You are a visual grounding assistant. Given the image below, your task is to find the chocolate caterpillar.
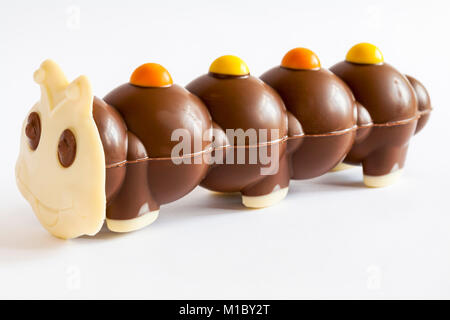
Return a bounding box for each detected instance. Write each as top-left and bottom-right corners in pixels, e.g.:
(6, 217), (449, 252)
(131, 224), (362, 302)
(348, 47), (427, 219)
(16, 43), (431, 239)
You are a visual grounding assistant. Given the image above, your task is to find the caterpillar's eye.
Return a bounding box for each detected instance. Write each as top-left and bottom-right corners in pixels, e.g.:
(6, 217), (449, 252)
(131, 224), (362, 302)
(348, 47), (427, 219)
(25, 112), (41, 150)
(58, 129), (76, 167)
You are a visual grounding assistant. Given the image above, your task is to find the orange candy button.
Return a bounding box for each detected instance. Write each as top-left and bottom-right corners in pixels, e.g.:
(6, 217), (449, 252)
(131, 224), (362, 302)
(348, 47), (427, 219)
(130, 63), (173, 87)
(281, 48), (321, 70)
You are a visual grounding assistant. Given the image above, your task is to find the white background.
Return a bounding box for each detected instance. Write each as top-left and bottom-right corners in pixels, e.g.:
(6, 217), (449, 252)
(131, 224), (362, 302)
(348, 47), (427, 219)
(1, 0), (449, 299)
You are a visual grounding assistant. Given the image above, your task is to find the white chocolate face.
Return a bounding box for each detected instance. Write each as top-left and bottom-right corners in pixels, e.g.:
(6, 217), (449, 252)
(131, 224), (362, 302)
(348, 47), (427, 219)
(15, 60), (106, 239)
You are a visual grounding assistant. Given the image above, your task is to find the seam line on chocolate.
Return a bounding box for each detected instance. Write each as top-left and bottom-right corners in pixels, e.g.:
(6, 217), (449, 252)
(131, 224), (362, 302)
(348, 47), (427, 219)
(105, 147), (214, 168)
(418, 109), (432, 115)
(104, 126), (359, 169)
(298, 126), (358, 138)
(104, 114), (427, 169)
(105, 136), (290, 168)
(370, 115), (421, 127)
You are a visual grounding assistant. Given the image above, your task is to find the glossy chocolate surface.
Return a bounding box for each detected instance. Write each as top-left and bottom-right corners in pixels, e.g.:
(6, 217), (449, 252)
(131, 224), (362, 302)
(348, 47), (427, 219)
(260, 67), (356, 134)
(330, 61), (421, 176)
(147, 155), (210, 205)
(261, 66), (357, 179)
(290, 133), (355, 179)
(106, 131), (157, 220)
(104, 83), (212, 157)
(201, 143), (288, 193)
(93, 97), (127, 202)
(406, 75), (431, 113)
(92, 96), (128, 166)
(354, 101), (373, 143)
(345, 122), (417, 175)
(187, 73), (290, 196)
(93, 89), (212, 220)
(330, 62), (418, 124)
(406, 75), (432, 134)
(186, 73), (288, 144)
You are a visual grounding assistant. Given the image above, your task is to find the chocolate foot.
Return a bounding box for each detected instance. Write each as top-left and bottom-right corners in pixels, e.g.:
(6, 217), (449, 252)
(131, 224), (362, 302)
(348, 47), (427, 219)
(106, 132), (159, 232)
(363, 170), (403, 188)
(330, 162), (357, 172)
(107, 210), (159, 233)
(361, 144), (409, 187)
(241, 152), (290, 208)
(242, 187), (289, 208)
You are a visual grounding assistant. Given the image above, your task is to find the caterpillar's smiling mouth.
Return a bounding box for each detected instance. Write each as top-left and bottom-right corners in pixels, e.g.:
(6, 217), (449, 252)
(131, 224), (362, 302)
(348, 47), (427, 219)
(16, 174), (72, 227)
(35, 199), (60, 227)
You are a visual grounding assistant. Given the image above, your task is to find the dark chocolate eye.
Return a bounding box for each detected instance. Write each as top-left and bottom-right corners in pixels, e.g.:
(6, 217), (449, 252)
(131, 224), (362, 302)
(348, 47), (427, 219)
(25, 112), (41, 150)
(58, 129), (77, 168)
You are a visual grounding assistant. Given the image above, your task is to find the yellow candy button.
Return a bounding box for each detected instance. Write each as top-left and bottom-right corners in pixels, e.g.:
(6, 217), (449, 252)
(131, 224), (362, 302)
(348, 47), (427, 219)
(346, 43), (384, 65)
(209, 55), (250, 76)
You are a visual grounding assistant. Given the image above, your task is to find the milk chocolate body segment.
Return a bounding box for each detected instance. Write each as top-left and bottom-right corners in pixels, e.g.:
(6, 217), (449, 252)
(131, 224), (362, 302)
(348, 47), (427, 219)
(260, 48), (357, 179)
(329, 62), (418, 180)
(330, 43), (431, 187)
(102, 66), (213, 231)
(186, 55), (294, 208)
(330, 63), (418, 123)
(104, 83), (212, 158)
